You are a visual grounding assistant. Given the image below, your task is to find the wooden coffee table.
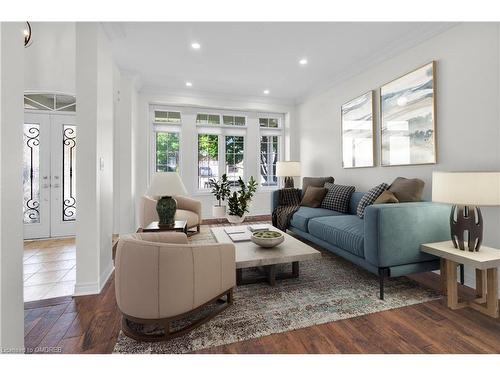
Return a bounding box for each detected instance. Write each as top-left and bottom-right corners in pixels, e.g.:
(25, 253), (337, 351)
(211, 225), (321, 286)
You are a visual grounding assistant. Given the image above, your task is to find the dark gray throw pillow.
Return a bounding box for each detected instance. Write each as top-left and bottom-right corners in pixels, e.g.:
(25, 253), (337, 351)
(357, 183), (389, 218)
(302, 176), (334, 197)
(321, 182), (355, 213)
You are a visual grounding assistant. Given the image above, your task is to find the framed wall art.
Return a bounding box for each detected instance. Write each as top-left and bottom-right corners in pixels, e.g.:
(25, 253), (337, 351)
(380, 61), (436, 166)
(341, 90), (375, 168)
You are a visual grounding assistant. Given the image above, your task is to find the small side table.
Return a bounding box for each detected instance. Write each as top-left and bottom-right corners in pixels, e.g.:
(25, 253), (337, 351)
(139, 220), (188, 234)
(421, 241), (500, 318)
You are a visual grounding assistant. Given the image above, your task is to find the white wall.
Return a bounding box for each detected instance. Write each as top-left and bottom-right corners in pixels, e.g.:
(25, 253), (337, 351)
(297, 23), (500, 288)
(113, 71), (138, 234)
(0, 22), (25, 351)
(75, 23), (114, 296)
(134, 91), (297, 224)
(25, 22), (75, 94)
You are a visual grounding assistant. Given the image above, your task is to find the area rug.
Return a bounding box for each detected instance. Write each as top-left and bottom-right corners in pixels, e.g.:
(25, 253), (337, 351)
(113, 225), (440, 354)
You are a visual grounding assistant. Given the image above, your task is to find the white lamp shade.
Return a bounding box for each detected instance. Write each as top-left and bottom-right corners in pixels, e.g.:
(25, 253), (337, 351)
(276, 161), (301, 177)
(147, 172), (187, 197)
(432, 171), (500, 206)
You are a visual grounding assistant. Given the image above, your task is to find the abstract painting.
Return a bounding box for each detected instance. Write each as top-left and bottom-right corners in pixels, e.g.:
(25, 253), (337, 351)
(380, 62), (436, 166)
(341, 91), (374, 168)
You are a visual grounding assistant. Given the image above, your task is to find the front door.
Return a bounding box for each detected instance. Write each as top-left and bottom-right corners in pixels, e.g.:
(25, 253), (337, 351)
(23, 113), (77, 239)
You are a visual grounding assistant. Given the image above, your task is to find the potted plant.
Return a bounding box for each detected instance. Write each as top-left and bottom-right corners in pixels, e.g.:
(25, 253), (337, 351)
(208, 174), (231, 218)
(226, 176), (258, 224)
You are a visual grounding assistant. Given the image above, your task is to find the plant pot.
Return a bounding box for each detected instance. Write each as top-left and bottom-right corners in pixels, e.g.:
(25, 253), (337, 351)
(226, 214), (246, 224)
(212, 205), (226, 218)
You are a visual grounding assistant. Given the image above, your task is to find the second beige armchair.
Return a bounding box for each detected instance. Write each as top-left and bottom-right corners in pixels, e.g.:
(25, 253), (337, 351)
(139, 195), (202, 233)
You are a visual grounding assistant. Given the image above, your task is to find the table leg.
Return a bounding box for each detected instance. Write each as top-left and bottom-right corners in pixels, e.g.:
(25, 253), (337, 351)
(486, 268), (499, 318)
(440, 258), (447, 295)
(445, 259), (460, 309)
(292, 262), (299, 278)
(475, 269), (487, 301)
(268, 265), (276, 286)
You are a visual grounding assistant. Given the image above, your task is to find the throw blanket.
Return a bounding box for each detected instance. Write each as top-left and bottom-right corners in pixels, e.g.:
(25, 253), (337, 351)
(272, 188), (302, 231)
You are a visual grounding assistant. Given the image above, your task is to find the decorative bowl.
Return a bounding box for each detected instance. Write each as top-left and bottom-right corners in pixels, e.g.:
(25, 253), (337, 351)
(251, 230), (284, 248)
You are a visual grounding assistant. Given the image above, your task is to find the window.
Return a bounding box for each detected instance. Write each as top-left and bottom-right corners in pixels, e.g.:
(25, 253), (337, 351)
(260, 136), (279, 187)
(198, 134), (219, 189)
(225, 136), (245, 186)
(223, 115), (246, 126)
(259, 117), (279, 128)
(154, 110), (181, 123)
(155, 132), (180, 172)
(196, 113), (220, 125)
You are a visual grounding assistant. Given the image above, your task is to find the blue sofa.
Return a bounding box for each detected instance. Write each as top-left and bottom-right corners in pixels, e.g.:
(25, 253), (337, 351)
(272, 190), (452, 299)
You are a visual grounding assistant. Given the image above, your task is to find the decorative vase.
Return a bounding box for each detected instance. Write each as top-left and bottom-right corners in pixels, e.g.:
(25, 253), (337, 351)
(226, 214), (246, 224)
(212, 205), (226, 218)
(156, 196), (177, 228)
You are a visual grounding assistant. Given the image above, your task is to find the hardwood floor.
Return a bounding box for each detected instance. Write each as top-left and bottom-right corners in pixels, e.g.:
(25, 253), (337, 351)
(24, 269), (500, 354)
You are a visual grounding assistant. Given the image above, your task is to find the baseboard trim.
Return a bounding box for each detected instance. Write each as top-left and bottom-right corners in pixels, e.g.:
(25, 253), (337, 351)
(73, 281), (100, 296)
(99, 262), (114, 291)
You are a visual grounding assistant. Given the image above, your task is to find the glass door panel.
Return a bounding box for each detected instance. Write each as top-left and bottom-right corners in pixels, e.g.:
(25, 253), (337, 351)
(23, 114), (51, 239)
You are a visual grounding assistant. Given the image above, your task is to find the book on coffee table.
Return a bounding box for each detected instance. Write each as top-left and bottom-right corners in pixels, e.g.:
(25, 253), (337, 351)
(248, 224), (270, 232)
(224, 227), (251, 242)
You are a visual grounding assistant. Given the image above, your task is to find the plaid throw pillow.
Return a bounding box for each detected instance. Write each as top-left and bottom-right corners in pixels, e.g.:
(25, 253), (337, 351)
(356, 183), (389, 218)
(321, 182), (355, 213)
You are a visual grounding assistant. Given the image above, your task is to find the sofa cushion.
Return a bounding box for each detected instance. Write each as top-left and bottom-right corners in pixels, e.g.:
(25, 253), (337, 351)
(290, 207), (343, 232)
(302, 176), (335, 197)
(300, 186), (328, 208)
(321, 182), (355, 213)
(356, 183), (389, 218)
(308, 215), (365, 257)
(389, 177), (425, 202)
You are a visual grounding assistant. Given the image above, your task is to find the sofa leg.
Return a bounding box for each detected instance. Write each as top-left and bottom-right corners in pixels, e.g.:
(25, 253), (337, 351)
(459, 264), (465, 285)
(379, 268), (389, 300)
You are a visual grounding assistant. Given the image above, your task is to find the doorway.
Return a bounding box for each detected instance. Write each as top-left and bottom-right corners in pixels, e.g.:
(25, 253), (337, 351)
(23, 112), (77, 239)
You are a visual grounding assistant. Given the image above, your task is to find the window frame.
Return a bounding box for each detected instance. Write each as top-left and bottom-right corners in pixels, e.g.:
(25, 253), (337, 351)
(154, 130), (181, 173)
(150, 106), (184, 180)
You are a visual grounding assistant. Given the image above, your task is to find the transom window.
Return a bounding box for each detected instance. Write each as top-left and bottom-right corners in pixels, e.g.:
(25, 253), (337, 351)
(24, 93), (76, 112)
(154, 110), (181, 124)
(259, 117), (280, 128)
(223, 115), (246, 126)
(196, 113), (220, 125)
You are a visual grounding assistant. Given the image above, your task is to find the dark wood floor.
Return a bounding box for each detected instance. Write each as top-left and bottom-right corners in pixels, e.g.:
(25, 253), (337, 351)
(24, 269), (500, 354)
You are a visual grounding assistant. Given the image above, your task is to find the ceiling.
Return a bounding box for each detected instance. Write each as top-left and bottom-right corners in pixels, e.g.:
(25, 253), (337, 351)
(106, 22), (456, 102)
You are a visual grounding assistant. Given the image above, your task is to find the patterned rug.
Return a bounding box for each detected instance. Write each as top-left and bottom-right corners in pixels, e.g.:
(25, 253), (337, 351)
(113, 225), (440, 354)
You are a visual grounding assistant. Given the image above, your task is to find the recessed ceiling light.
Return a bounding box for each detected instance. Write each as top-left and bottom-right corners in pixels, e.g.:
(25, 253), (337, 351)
(191, 42), (201, 50)
(186, 82), (193, 87)
(299, 58), (308, 65)
(263, 89), (270, 95)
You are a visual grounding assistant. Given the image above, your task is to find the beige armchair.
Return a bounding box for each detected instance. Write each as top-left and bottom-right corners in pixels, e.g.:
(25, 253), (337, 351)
(139, 195), (202, 233)
(115, 232), (235, 341)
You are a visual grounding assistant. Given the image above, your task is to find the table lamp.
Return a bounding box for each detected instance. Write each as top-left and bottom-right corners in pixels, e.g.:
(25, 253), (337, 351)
(276, 161), (301, 188)
(432, 171), (500, 252)
(147, 172), (188, 228)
